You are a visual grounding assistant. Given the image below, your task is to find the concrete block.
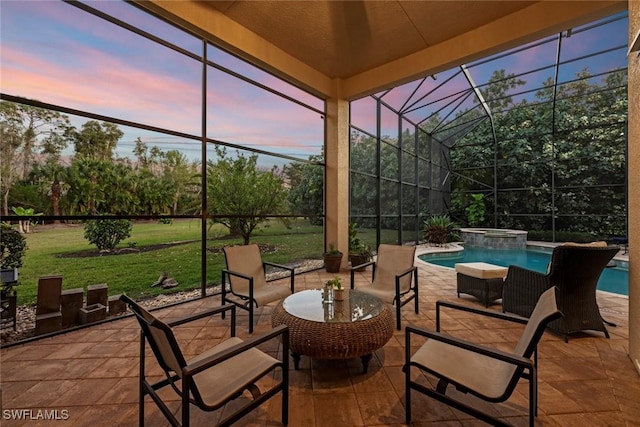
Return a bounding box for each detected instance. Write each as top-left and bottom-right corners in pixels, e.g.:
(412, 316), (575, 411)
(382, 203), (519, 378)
(79, 303), (106, 324)
(86, 283), (108, 307)
(108, 295), (127, 315)
(61, 288), (84, 328)
(35, 311), (62, 335)
(36, 275), (62, 315)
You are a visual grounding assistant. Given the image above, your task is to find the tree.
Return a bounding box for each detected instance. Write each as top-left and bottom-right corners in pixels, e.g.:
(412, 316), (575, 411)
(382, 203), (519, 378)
(72, 120), (123, 161)
(0, 102), (71, 215)
(450, 67), (626, 237)
(207, 147), (287, 244)
(162, 150), (200, 215)
(284, 154), (323, 225)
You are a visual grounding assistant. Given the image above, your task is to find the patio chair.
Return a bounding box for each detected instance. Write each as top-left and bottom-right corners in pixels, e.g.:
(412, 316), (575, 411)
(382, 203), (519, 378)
(120, 295), (289, 427)
(349, 244), (418, 330)
(405, 287), (561, 427)
(502, 244), (619, 340)
(222, 244), (295, 333)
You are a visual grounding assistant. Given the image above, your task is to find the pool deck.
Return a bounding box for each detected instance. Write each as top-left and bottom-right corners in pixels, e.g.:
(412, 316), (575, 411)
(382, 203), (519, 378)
(1, 249), (637, 426)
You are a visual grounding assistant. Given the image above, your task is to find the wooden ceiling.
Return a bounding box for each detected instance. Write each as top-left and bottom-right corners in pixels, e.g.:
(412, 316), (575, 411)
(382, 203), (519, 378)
(202, 1), (537, 79)
(147, 1), (627, 99)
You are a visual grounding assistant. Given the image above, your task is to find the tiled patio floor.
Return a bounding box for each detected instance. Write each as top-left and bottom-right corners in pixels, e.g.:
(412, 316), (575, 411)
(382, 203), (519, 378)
(1, 260), (638, 426)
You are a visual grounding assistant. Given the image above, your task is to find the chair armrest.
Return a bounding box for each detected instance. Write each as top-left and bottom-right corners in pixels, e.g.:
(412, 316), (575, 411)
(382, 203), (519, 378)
(503, 265), (552, 318)
(263, 261), (294, 274)
(184, 325), (289, 377)
(504, 265), (548, 283)
(263, 261), (296, 292)
(350, 261), (376, 289)
(349, 260), (375, 271)
(406, 325), (533, 369)
(435, 300), (528, 332)
(222, 268), (253, 283)
(396, 265), (417, 279)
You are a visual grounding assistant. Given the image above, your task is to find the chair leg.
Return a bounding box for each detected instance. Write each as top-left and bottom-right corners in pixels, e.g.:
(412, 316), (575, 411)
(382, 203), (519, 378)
(249, 305), (254, 334)
(282, 370), (289, 425)
(139, 335), (145, 427)
(529, 366), (536, 427)
(221, 272), (227, 320)
(405, 348), (412, 425)
(182, 376), (190, 427)
(405, 382), (412, 424)
(396, 303), (402, 330)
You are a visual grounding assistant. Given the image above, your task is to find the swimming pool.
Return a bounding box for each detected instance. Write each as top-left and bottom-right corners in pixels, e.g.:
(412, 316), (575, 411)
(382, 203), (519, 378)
(418, 246), (629, 296)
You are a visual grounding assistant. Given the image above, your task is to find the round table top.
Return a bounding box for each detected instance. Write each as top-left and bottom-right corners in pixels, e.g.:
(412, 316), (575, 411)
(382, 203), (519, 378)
(281, 289), (385, 323)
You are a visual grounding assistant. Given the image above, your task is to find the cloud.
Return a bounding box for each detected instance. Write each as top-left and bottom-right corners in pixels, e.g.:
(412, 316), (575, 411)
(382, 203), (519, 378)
(1, 4), (323, 161)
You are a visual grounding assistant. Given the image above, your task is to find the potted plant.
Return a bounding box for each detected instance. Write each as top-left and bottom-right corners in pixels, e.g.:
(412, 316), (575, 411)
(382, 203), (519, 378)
(323, 243), (343, 273)
(1, 223), (27, 329)
(348, 223), (371, 271)
(326, 276), (345, 301)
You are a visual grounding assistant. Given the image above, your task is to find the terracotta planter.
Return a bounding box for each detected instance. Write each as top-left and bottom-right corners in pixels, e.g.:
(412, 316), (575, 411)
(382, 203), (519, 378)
(323, 252), (343, 273)
(334, 289), (345, 301)
(349, 254), (369, 272)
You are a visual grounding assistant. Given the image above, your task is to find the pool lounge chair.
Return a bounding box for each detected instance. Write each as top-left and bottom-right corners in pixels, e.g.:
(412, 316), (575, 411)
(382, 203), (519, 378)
(502, 244), (619, 340)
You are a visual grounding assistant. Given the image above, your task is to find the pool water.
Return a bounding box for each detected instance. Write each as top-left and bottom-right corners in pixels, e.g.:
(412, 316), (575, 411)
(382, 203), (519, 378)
(419, 246), (629, 296)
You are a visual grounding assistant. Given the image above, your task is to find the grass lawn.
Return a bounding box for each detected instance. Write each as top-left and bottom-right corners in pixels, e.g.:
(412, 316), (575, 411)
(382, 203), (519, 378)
(12, 219), (324, 305)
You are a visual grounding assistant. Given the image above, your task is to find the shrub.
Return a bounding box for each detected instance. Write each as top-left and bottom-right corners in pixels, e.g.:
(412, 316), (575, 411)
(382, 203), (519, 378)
(83, 219), (133, 252)
(465, 193), (486, 226)
(1, 223), (27, 269)
(348, 222), (371, 259)
(423, 215), (459, 245)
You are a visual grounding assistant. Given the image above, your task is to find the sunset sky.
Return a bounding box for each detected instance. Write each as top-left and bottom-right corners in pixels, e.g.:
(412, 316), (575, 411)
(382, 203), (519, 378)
(1, 1), (628, 164)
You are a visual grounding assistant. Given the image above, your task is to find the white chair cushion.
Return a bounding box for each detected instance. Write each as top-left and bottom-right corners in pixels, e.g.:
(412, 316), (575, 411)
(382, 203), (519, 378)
(455, 262), (508, 279)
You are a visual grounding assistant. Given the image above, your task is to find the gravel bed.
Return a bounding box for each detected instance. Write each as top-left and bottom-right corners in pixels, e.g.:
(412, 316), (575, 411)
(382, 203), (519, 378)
(1, 260), (323, 346)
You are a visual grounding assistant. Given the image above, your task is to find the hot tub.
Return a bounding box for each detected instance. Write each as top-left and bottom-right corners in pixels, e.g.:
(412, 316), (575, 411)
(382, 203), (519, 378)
(458, 228), (527, 250)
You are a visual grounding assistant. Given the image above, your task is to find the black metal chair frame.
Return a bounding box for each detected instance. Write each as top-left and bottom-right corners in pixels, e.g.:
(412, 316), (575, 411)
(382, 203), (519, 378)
(222, 259), (294, 333)
(120, 295), (289, 427)
(405, 289), (562, 427)
(350, 259), (418, 330)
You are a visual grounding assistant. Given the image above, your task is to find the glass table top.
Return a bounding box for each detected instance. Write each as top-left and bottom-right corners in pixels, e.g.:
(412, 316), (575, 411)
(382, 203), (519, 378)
(282, 289), (385, 323)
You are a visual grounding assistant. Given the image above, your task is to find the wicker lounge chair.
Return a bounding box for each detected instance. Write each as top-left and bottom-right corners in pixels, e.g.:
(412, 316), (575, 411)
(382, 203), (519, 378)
(502, 244), (619, 340)
(222, 244), (294, 333)
(120, 295), (289, 427)
(405, 287), (561, 427)
(349, 244), (418, 330)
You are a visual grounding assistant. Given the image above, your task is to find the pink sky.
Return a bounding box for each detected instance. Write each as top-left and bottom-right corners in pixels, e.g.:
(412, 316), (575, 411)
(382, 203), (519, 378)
(0, 1), (323, 164)
(1, 2), (627, 163)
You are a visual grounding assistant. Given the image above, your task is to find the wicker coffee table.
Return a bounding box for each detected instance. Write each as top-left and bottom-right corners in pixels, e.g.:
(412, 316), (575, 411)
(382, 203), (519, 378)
(271, 289), (394, 373)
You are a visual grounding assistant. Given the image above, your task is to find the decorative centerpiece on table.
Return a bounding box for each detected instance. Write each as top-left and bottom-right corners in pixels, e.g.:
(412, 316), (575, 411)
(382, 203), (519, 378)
(326, 276), (345, 301)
